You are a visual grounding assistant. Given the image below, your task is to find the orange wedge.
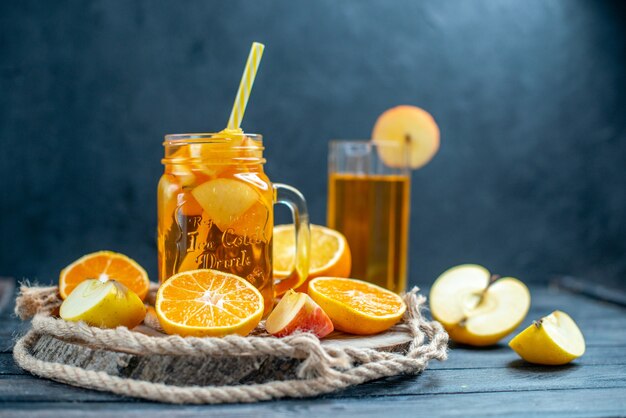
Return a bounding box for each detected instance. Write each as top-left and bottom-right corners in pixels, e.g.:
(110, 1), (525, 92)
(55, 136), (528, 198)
(155, 269), (264, 337)
(167, 146), (196, 186)
(59, 251), (150, 301)
(273, 224), (351, 295)
(308, 277), (406, 335)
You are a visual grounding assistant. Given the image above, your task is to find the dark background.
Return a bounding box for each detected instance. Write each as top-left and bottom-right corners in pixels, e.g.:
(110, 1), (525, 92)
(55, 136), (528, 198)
(1, 0), (625, 289)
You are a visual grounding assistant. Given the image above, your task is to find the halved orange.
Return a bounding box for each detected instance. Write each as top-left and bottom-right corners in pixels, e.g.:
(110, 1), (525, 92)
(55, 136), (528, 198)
(273, 224), (351, 295)
(155, 269), (264, 337)
(308, 277), (406, 335)
(59, 251), (150, 300)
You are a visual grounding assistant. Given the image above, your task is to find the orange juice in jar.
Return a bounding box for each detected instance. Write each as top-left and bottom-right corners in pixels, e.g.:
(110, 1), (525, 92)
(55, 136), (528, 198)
(158, 132), (309, 315)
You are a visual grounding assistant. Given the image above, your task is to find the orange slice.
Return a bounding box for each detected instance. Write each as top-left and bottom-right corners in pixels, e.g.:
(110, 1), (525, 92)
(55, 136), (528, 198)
(273, 224), (351, 295)
(155, 269), (264, 337)
(308, 277), (406, 335)
(168, 146), (196, 186)
(59, 251), (150, 301)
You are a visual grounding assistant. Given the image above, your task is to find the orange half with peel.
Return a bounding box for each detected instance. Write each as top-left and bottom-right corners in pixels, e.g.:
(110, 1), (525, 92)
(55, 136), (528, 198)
(273, 224), (351, 295)
(59, 251), (150, 301)
(308, 277), (406, 335)
(155, 269), (264, 337)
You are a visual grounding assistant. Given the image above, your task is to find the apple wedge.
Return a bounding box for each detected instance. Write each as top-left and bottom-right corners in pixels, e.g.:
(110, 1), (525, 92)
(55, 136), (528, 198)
(60, 279), (146, 329)
(429, 264), (530, 346)
(191, 178), (259, 233)
(509, 311), (585, 365)
(372, 105), (440, 169)
(266, 290), (334, 338)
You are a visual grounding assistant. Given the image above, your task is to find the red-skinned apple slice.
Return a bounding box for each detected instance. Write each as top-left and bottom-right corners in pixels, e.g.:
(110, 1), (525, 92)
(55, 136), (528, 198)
(372, 105), (440, 169)
(266, 290), (334, 338)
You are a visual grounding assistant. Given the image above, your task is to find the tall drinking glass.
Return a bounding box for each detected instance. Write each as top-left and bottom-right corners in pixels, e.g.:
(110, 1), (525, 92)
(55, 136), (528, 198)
(327, 140), (410, 293)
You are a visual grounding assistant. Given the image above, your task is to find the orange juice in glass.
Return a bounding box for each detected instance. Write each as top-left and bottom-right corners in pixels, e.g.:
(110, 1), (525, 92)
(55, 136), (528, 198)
(158, 132), (309, 315)
(327, 140), (410, 293)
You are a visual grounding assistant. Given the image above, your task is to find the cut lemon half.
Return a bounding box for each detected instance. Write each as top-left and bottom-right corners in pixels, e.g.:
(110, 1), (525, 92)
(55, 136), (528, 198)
(59, 251), (150, 301)
(155, 269), (264, 337)
(308, 277), (406, 335)
(273, 224), (351, 295)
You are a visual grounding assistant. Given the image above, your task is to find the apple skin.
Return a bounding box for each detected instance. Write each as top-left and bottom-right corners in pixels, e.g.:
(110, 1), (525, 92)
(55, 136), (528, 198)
(509, 311), (585, 365)
(266, 290), (334, 338)
(442, 319), (525, 347)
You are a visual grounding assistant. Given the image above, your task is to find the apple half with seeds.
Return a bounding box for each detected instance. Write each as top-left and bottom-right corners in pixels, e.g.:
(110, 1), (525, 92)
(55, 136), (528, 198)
(429, 264), (531, 346)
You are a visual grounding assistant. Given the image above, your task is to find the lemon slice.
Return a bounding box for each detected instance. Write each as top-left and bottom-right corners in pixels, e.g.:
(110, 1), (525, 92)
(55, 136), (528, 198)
(60, 279), (146, 329)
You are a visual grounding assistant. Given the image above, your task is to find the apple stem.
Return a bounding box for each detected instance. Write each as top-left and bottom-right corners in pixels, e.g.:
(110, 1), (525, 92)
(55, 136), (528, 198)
(459, 274), (502, 329)
(405, 134), (412, 144)
(487, 274), (500, 288)
(477, 274), (500, 305)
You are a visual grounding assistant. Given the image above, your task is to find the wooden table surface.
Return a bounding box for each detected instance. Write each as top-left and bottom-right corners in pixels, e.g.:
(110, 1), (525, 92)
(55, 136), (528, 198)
(1, 278), (625, 417)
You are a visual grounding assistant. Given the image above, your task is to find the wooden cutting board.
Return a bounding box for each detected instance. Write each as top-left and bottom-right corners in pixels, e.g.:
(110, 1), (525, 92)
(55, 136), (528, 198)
(27, 324), (413, 386)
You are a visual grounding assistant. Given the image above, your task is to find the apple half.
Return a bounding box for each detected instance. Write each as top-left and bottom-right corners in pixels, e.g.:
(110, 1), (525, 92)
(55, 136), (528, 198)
(429, 264), (531, 346)
(265, 290), (334, 338)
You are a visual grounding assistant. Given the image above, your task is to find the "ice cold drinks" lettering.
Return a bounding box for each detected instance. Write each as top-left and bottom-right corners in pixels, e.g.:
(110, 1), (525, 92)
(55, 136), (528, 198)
(221, 228), (266, 248)
(199, 250), (251, 269)
(183, 216), (268, 271)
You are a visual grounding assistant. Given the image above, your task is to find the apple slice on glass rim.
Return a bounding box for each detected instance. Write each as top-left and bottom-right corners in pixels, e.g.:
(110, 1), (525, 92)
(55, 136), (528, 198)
(372, 105), (440, 169)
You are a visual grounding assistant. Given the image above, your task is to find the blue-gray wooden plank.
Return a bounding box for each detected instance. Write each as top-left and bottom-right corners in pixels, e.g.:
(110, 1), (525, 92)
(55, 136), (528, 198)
(0, 280), (625, 417)
(1, 388), (626, 418)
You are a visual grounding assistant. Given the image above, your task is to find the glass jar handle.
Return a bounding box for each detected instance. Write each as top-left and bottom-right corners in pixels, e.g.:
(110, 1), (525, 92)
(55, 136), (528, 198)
(273, 183), (310, 295)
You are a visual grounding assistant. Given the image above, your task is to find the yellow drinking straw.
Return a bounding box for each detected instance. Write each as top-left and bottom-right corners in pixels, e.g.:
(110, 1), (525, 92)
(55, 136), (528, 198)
(227, 42), (265, 130)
